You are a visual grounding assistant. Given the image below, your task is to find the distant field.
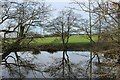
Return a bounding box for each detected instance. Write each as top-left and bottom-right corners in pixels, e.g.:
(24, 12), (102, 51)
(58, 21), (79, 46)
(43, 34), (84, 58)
(31, 35), (97, 45)
(3, 35), (98, 51)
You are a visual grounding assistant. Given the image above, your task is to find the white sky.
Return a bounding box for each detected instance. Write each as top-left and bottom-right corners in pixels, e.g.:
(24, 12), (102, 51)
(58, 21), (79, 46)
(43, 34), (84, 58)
(22, 0), (120, 2)
(1, 0), (119, 19)
(45, 0), (88, 2)
(0, 0), (120, 34)
(23, 0), (87, 2)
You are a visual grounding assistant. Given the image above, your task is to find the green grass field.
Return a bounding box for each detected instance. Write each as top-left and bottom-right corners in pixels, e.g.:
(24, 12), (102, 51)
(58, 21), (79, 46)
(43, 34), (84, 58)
(31, 35), (97, 45)
(3, 35), (98, 51)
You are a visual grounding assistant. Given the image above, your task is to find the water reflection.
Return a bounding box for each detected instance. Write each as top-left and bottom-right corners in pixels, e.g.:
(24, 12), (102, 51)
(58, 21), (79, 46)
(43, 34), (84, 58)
(1, 51), (120, 79)
(44, 51), (87, 78)
(2, 52), (41, 78)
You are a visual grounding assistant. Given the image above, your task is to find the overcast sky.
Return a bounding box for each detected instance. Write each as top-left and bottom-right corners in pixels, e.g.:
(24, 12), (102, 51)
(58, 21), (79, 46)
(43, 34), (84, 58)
(0, 0), (120, 35)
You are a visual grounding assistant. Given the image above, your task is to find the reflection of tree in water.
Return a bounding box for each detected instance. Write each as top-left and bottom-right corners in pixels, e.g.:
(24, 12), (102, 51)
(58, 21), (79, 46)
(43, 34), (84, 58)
(44, 51), (87, 78)
(2, 51), (120, 79)
(93, 53), (120, 80)
(2, 52), (45, 78)
(42, 51), (120, 79)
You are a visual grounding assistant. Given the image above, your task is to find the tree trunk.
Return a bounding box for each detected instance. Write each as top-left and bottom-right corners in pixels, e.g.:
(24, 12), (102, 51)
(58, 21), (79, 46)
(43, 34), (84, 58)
(19, 25), (25, 38)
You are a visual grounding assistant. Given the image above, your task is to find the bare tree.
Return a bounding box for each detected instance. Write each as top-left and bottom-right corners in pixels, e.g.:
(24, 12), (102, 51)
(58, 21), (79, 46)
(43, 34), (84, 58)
(46, 9), (79, 77)
(47, 10), (79, 50)
(72, 0), (120, 53)
(0, 0), (51, 60)
(0, 0), (51, 78)
(72, 0), (120, 79)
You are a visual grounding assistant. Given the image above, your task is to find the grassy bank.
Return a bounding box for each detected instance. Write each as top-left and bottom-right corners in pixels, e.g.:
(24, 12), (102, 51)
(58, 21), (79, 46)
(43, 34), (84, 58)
(3, 35), (97, 51)
(31, 35), (97, 45)
(29, 35), (97, 51)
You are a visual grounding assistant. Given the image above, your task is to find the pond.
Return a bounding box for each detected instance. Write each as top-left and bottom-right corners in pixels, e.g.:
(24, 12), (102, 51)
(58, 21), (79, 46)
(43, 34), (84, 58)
(1, 51), (120, 79)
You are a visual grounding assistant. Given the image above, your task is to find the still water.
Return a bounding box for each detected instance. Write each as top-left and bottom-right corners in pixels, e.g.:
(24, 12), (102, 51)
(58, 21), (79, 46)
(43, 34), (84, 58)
(2, 51), (120, 79)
